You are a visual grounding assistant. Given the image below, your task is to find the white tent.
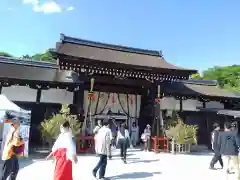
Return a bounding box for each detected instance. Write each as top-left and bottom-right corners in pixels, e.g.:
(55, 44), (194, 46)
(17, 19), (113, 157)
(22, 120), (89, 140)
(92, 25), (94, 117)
(0, 94), (30, 114)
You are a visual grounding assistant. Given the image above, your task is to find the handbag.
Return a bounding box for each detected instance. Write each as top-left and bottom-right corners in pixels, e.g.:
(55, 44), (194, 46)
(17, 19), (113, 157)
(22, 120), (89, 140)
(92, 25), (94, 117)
(141, 133), (146, 141)
(10, 132), (24, 155)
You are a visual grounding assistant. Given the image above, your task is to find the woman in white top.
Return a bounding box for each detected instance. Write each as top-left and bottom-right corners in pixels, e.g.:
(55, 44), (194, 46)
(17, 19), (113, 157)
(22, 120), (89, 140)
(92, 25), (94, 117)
(116, 123), (130, 163)
(131, 122), (139, 147)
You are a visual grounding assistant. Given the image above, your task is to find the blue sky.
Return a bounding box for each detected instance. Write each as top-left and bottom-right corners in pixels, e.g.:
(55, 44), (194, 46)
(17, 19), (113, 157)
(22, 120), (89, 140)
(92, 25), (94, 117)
(0, 0), (240, 72)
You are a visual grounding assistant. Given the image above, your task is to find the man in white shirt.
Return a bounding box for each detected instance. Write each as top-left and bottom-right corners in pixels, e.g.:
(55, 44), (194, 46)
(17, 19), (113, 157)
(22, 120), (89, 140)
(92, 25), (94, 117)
(93, 119), (102, 135)
(93, 119), (111, 180)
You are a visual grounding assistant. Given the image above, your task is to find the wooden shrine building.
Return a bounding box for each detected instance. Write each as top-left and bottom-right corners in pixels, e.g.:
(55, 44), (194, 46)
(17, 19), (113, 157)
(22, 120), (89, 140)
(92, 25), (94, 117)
(0, 34), (240, 150)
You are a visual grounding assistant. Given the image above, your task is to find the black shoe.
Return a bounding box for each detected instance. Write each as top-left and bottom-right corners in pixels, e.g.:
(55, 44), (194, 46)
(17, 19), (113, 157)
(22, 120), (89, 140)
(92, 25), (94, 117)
(227, 169), (235, 174)
(109, 156), (112, 160)
(209, 166), (217, 170)
(92, 170), (97, 178)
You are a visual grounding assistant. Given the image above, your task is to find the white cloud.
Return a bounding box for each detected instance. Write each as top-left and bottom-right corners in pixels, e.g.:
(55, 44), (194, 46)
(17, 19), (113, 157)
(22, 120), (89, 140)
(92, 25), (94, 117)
(7, 8), (14, 11)
(23, 0), (39, 5)
(22, 0), (74, 14)
(66, 6), (74, 11)
(33, 1), (62, 14)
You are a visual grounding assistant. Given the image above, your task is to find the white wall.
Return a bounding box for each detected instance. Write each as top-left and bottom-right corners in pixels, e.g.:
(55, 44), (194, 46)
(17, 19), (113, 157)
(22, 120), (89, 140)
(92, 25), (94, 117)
(41, 88), (73, 104)
(2, 86), (37, 102)
(160, 97), (180, 110)
(182, 99), (203, 111)
(206, 101), (224, 109)
(160, 97), (224, 111)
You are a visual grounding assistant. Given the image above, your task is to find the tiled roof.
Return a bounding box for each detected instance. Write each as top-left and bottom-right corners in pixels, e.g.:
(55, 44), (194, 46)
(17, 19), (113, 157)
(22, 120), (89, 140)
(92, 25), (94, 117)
(55, 34), (197, 74)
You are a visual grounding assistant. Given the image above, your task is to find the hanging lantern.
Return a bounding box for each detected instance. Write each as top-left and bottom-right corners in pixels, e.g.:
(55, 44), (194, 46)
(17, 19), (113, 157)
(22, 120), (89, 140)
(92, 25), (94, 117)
(88, 92), (96, 100)
(90, 77), (95, 92)
(112, 93), (116, 104)
(88, 77), (96, 100)
(155, 85), (161, 104)
(130, 94), (134, 105)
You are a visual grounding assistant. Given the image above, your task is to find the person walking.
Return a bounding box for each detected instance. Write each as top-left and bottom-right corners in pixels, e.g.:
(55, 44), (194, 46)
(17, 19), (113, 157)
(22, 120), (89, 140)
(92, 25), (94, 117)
(93, 119), (111, 180)
(142, 124), (151, 151)
(130, 122), (139, 147)
(116, 123), (130, 164)
(209, 123), (223, 170)
(1, 118), (24, 180)
(46, 121), (78, 180)
(226, 122), (239, 174)
(218, 121), (240, 180)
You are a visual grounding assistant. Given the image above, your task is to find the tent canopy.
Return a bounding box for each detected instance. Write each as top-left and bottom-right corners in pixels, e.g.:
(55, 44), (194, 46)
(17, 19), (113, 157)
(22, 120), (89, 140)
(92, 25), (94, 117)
(0, 94), (30, 114)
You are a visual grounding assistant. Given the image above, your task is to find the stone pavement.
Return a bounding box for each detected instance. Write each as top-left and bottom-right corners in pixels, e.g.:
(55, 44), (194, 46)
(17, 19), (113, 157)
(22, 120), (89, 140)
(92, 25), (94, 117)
(15, 149), (236, 180)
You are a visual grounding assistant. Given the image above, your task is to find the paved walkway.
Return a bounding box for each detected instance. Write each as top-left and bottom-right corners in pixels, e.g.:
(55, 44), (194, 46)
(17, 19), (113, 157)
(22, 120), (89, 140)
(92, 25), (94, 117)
(16, 149), (236, 180)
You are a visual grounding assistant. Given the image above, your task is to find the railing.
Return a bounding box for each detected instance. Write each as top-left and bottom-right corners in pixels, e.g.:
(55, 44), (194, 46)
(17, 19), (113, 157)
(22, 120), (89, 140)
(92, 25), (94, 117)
(152, 136), (169, 153)
(76, 136), (95, 153)
(169, 139), (191, 154)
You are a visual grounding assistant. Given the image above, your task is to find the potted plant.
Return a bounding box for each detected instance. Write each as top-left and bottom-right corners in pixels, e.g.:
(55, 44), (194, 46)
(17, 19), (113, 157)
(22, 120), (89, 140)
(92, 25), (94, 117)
(40, 104), (81, 149)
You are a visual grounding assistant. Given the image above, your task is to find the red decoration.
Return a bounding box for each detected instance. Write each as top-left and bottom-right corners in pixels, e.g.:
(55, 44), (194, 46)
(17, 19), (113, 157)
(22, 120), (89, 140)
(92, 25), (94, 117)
(88, 92), (96, 100)
(155, 98), (161, 103)
(112, 93), (116, 104)
(130, 95), (134, 105)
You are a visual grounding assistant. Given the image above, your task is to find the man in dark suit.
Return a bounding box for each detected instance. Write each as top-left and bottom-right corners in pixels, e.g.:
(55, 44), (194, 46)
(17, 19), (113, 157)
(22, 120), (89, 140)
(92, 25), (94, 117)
(209, 123), (223, 170)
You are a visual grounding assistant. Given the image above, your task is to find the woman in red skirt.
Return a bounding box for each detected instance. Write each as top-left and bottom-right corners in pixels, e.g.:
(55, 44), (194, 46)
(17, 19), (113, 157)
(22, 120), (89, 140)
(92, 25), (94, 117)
(46, 121), (78, 180)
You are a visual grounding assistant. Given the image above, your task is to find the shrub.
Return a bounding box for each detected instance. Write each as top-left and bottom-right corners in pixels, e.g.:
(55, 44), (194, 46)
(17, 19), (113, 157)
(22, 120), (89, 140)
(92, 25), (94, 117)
(40, 104), (81, 141)
(166, 116), (198, 145)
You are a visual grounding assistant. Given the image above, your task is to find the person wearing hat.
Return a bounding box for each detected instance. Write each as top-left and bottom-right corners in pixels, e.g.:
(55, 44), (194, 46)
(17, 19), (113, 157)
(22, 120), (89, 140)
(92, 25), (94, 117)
(209, 122), (223, 170)
(1, 118), (24, 180)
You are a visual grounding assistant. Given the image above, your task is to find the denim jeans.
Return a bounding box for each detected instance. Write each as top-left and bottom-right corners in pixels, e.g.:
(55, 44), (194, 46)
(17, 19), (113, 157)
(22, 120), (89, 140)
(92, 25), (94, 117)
(119, 139), (127, 160)
(93, 154), (108, 179)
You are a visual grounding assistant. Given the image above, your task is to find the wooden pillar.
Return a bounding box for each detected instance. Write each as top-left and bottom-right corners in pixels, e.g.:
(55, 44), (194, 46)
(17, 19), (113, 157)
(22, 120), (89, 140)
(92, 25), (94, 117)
(203, 101), (206, 108)
(73, 88), (84, 111)
(179, 97), (183, 112)
(36, 89), (41, 104)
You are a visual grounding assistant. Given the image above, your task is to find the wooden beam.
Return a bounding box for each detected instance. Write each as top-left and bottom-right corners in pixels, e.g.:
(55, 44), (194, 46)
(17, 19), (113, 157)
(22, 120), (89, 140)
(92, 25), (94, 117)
(83, 83), (143, 94)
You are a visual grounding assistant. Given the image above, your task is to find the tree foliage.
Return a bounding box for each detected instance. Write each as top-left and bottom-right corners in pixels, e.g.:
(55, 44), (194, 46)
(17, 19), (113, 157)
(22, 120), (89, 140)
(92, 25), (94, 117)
(166, 115), (198, 145)
(0, 52), (13, 57)
(40, 104), (81, 140)
(0, 49), (55, 62)
(191, 65), (240, 92)
(31, 49), (55, 62)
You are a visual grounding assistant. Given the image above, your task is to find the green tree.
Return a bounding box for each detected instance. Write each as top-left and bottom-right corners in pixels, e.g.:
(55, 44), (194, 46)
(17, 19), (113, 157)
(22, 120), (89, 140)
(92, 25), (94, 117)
(191, 65), (240, 92)
(40, 104), (81, 148)
(0, 52), (13, 57)
(191, 73), (202, 80)
(22, 54), (31, 59)
(32, 49), (55, 62)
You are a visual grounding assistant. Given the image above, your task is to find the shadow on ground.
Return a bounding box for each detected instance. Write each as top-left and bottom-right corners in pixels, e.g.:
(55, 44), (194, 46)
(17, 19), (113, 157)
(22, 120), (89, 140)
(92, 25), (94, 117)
(112, 153), (135, 157)
(113, 157), (140, 161)
(187, 152), (213, 156)
(127, 159), (159, 164)
(0, 158), (35, 178)
(109, 172), (161, 179)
